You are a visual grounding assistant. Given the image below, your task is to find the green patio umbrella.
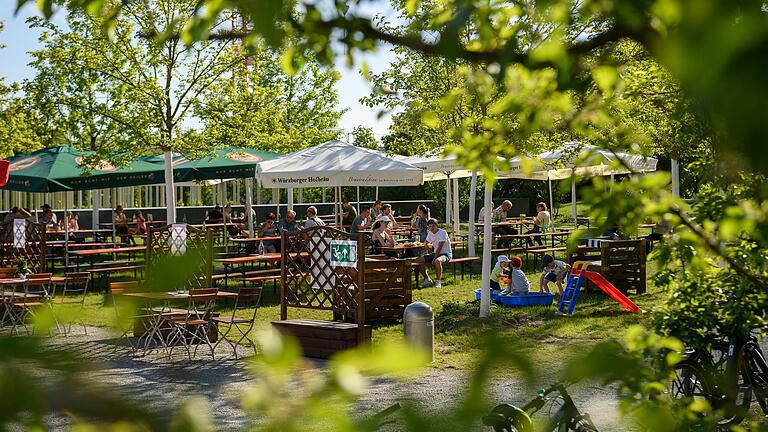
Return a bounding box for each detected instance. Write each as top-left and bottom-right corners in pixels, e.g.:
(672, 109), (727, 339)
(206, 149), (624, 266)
(140, 146), (282, 238)
(3, 145), (164, 192)
(169, 146), (282, 182)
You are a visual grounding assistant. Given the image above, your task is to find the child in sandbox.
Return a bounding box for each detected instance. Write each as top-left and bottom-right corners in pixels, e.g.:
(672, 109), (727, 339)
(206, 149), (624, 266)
(540, 254), (570, 296)
(490, 255), (511, 292)
(503, 256), (530, 295)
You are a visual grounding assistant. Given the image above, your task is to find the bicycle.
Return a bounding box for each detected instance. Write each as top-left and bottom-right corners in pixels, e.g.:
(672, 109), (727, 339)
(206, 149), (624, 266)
(482, 382), (599, 432)
(669, 325), (768, 425)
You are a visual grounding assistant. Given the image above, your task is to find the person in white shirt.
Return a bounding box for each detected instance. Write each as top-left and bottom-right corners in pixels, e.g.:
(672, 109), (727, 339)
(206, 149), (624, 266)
(526, 202), (551, 246)
(416, 218), (452, 288)
(540, 254), (570, 295)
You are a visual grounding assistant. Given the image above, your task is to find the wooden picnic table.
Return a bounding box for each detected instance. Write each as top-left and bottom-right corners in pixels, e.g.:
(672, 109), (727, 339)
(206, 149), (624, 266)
(47, 242), (112, 248)
(68, 246), (145, 257)
(229, 236), (281, 243)
(378, 243), (424, 258)
(119, 290), (238, 301)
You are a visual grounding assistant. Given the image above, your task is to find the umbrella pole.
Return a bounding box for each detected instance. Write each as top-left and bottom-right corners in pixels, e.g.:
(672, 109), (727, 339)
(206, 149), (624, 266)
(287, 187), (294, 212)
(221, 178), (228, 253)
(480, 179), (493, 319)
(111, 188), (117, 248)
(272, 188), (279, 218)
(163, 149), (177, 224)
(245, 178), (255, 237)
(91, 190), (100, 230)
(571, 177), (577, 227)
(468, 170), (477, 256)
(375, 186), (379, 201)
(356, 186), (360, 214)
(548, 177), (555, 232)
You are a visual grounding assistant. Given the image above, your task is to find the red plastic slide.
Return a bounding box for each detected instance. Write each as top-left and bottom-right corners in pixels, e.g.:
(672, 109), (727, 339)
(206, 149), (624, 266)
(582, 270), (640, 313)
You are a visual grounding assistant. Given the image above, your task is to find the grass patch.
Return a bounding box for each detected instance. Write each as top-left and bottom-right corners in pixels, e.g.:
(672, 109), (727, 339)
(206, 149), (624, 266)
(68, 264), (667, 377)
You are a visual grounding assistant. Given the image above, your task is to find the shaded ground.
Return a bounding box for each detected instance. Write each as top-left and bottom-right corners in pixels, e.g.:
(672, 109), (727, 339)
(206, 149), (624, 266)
(36, 327), (627, 431)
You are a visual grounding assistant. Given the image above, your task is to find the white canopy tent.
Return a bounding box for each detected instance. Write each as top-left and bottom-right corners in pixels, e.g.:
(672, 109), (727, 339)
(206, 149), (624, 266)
(395, 149), (468, 234)
(257, 140), (423, 224)
(477, 143), (658, 318)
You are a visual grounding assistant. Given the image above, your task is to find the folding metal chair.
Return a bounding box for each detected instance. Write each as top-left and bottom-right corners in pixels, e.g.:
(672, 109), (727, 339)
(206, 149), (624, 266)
(56, 272), (90, 336)
(8, 273), (53, 335)
(212, 286), (261, 359)
(166, 288), (218, 360)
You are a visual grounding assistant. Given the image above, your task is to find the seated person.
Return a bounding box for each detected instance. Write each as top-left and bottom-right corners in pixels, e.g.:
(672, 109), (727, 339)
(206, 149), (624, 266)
(260, 212), (279, 253)
(526, 202), (551, 246)
(370, 200), (383, 220)
(206, 205), (225, 223)
(371, 220), (395, 254)
(304, 206), (326, 229)
(490, 255), (511, 291)
(339, 199), (357, 230)
(380, 204), (398, 228)
(540, 254), (570, 296)
(492, 200), (516, 247)
(504, 256), (530, 295)
(277, 210), (299, 234)
(415, 218), (452, 288)
(349, 207), (371, 236)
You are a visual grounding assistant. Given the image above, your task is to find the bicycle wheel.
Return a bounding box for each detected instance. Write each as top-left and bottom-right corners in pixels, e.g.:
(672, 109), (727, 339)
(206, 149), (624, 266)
(669, 359), (710, 400)
(707, 342), (753, 424)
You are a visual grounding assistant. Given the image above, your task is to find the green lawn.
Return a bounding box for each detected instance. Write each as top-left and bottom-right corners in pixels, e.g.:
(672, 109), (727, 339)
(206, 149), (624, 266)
(64, 263), (666, 376)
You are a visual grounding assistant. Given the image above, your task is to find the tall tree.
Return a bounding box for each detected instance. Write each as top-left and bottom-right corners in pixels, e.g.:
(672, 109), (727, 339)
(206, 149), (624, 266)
(24, 0), (246, 221)
(350, 125), (377, 150)
(194, 50), (343, 153)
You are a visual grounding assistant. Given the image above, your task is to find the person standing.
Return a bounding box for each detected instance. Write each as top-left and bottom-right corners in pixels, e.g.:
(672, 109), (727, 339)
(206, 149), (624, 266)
(416, 218), (452, 288)
(411, 204), (430, 242)
(114, 205), (131, 244)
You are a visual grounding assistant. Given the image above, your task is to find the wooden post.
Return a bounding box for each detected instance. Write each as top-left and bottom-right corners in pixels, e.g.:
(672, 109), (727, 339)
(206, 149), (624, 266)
(280, 231), (288, 320)
(356, 231), (366, 344)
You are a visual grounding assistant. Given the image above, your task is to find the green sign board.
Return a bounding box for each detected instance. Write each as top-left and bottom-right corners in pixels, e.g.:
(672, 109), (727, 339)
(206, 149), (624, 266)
(330, 240), (358, 268)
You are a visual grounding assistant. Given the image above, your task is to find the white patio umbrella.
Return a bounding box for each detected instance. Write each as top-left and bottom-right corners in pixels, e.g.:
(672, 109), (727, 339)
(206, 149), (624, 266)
(257, 140), (423, 225)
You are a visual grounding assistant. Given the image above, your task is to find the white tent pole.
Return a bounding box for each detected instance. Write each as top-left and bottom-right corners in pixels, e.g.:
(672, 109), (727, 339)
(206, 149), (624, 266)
(297, 188), (303, 204)
(245, 178), (255, 237)
(610, 174), (615, 193)
(272, 188), (279, 217)
(163, 149), (177, 223)
(287, 187), (294, 212)
(671, 158), (680, 198)
(548, 177), (555, 232)
(452, 177), (460, 234)
(571, 177), (577, 227)
(375, 187), (379, 201)
(91, 190), (100, 230)
(356, 186), (360, 213)
(480, 179), (493, 319)
(255, 179), (261, 205)
(322, 188), (326, 204)
(445, 174), (451, 226)
(468, 170), (478, 256)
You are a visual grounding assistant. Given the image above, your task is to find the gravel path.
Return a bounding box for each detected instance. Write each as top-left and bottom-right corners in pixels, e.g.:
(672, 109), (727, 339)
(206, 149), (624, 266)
(36, 327), (626, 431)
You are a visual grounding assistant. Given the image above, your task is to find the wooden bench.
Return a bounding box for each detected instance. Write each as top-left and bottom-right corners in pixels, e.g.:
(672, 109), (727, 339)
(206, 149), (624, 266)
(527, 246), (567, 270)
(271, 319), (371, 358)
(449, 256), (480, 280)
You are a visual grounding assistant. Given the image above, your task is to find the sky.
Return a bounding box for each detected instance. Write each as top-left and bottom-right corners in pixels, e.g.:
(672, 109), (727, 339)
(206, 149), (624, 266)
(0, 2), (396, 140)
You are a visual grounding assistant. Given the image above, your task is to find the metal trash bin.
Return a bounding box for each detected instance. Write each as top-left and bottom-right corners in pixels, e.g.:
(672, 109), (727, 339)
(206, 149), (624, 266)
(404, 302), (434, 362)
